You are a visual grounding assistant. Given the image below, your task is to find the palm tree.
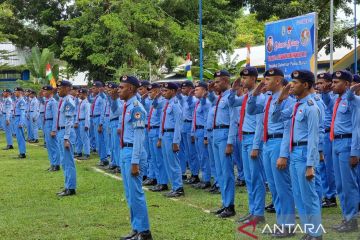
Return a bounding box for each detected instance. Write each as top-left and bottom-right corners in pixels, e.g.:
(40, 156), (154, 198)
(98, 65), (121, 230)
(25, 47), (59, 84)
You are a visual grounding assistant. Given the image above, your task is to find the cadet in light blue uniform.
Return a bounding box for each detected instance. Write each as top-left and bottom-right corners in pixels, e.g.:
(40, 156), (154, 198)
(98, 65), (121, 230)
(229, 67), (266, 223)
(70, 86), (82, 158)
(208, 70), (237, 218)
(178, 81), (200, 184)
(138, 80), (153, 184)
(24, 90), (32, 141)
(56, 80), (77, 197)
(2, 89), (14, 150)
(107, 83), (122, 172)
(75, 88), (91, 160)
(322, 70), (360, 233)
(90, 81), (108, 166)
(117, 75), (152, 240)
(38, 91), (46, 146)
(191, 82), (212, 189)
(28, 90), (40, 143)
(272, 70), (322, 239)
(147, 83), (169, 192)
(13, 87), (27, 158)
(100, 88), (111, 161)
(247, 68), (295, 237)
(316, 73), (338, 208)
(42, 85), (60, 171)
(158, 82), (185, 198)
(205, 100), (220, 194)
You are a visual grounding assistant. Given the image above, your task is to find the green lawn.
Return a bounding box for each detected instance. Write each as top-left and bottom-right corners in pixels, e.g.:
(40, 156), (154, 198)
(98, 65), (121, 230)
(0, 132), (358, 240)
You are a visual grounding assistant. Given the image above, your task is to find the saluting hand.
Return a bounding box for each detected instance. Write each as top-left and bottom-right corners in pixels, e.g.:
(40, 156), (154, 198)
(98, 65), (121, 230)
(252, 81), (265, 97)
(350, 156), (359, 168)
(74, 123), (78, 129)
(225, 144), (233, 155)
(278, 84), (291, 103)
(131, 164), (140, 176)
(276, 157), (287, 170)
(350, 83), (360, 93)
(232, 79), (241, 91)
(172, 143), (179, 153)
(305, 167), (315, 181)
(204, 138), (208, 145)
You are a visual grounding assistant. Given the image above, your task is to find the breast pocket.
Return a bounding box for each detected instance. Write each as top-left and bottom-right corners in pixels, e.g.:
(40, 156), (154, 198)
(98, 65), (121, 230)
(338, 104), (349, 114)
(295, 112), (305, 121)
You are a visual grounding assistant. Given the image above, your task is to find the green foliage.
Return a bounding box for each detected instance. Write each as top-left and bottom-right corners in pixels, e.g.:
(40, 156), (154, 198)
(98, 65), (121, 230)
(25, 46), (59, 84)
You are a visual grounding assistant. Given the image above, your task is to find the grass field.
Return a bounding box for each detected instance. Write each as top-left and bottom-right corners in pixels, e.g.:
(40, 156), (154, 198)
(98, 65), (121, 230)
(0, 132), (359, 240)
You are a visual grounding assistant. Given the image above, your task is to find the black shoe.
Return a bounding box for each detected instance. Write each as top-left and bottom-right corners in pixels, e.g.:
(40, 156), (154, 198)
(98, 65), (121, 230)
(182, 174), (188, 180)
(53, 165), (60, 171)
(130, 230), (153, 240)
(211, 207), (226, 215)
(57, 189), (76, 197)
(98, 160), (109, 167)
(207, 184), (218, 192)
(237, 213), (252, 223)
(149, 184), (168, 192)
(304, 235), (322, 240)
(184, 175), (200, 184)
(91, 149), (97, 153)
(120, 230), (138, 240)
(74, 153), (82, 158)
(2, 145), (14, 150)
(217, 205), (236, 218)
(322, 197), (337, 208)
(143, 178), (157, 186)
(265, 203), (276, 213)
(235, 179), (246, 187)
(47, 165), (54, 171)
(77, 155), (90, 160)
(334, 218), (358, 232)
(18, 154), (26, 159)
(243, 215), (265, 224)
(192, 181), (211, 189)
(164, 188), (184, 198)
(108, 165), (117, 170)
(209, 186), (221, 194)
(33, 139), (39, 143)
(114, 167), (121, 174)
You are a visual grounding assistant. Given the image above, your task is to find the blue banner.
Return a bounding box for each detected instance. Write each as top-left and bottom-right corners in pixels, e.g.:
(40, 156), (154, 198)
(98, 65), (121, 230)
(265, 12), (317, 80)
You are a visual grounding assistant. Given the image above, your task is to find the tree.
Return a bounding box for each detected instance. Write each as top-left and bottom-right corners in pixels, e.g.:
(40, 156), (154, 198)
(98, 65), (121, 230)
(25, 46), (59, 84)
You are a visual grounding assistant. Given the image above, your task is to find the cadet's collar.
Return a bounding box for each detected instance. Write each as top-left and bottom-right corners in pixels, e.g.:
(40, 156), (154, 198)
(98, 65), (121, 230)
(272, 91), (280, 99)
(298, 94), (312, 104)
(223, 89), (231, 96)
(126, 95), (137, 106)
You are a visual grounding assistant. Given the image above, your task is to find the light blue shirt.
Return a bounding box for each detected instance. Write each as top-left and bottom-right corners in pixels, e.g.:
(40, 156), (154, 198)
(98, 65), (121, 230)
(159, 96), (183, 144)
(44, 97), (58, 132)
(29, 97), (40, 120)
(191, 97), (211, 134)
(119, 95), (147, 164)
(76, 98), (90, 128)
(58, 95), (76, 140)
(14, 97), (26, 126)
(90, 93), (105, 116)
(3, 97), (13, 121)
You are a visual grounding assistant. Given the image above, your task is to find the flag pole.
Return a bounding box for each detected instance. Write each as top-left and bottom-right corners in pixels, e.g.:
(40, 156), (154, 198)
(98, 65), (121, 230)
(354, 0), (357, 74)
(330, 0), (334, 73)
(199, 0), (203, 82)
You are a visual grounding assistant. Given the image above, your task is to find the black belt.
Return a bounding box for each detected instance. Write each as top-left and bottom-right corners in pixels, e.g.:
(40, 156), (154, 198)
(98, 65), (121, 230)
(78, 118), (85, 121)
(2, 112), (5, 114)
(40, 112), (44, 114)
(122, 142), (133, 148)
(163, 128), (174, 133)
(45, 118), (53, 121)
(207, 129), (213, 132)
(57, 126), (73, 130)
(334, 134), (352, 139)
(184, 119), (192, 123)
(267, 133), (283, 139)
(105, 114), (109, 117)
(148, 126), (160, 129)
(30, 111), (34, 112)
(292, 141), (307, 147)
(110, 117), (119, 122)
(214, 125), (229, 129)
(91, 114), (100, 117)
(195, 125), (204, 129)
(14, 115), (20, 117)
(242, 131), (255, 135)
(325, 128), (330, 133)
